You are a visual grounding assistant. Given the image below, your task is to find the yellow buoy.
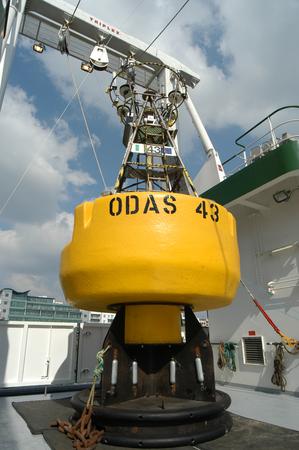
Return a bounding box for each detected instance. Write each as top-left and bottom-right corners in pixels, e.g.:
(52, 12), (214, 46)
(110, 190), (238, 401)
(60, 191), (240, 336)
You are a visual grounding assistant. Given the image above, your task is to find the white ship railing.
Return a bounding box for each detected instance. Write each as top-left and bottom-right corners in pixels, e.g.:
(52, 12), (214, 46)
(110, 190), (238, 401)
(223, 106), (299, 176)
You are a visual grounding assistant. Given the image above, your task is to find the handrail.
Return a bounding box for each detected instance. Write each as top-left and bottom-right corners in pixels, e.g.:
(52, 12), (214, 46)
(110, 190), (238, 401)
(235, 105), (299, 148)
(222, 106), (299, 166)
(242, 119), (299, 151)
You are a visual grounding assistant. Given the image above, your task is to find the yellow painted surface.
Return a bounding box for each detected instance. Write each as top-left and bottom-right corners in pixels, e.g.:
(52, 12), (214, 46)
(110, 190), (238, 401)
(60, 192), (240, 312)
(125, 305), (182, 344)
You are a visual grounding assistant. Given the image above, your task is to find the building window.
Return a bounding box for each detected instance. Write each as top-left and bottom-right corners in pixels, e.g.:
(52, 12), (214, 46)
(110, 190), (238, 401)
(55, 312), (68, 318)
(10, 308), (25, 314)
(11, 301), (25, 307)
(26, 310), (39, 316)
(69, 313), (81, 318)
(40, 306), (54, 311)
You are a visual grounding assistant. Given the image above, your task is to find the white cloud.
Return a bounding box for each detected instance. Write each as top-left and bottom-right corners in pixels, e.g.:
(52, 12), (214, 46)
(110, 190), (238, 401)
(62, 0), (299, 129)
(0, 85), (95, 223)
(0, 86), (95, 297)
(204, 0), (299, 128)
(0, 213), (73, 298)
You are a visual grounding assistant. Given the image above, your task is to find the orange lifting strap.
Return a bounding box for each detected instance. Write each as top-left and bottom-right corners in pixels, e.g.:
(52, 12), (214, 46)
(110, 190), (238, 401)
(240, 280), (299, 349)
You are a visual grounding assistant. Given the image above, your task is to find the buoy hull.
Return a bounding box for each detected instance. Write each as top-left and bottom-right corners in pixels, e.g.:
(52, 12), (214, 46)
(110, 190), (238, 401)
(60, 192), (240, 312)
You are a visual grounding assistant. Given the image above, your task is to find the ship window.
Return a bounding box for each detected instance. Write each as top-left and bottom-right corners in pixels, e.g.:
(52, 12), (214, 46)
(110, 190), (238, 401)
(242, 336), (265, 365)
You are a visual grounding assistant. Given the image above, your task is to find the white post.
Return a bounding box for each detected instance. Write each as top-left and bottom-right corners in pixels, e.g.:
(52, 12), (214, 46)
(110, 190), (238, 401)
(184, 94), (216, 157)
(268, 117), (278, 149)
(0, 0), (26, 110)
(185, 94), (226, 193)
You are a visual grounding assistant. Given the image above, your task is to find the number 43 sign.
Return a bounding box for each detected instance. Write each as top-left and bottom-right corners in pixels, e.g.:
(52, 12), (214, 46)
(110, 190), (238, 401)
(196, 200), (219, 222)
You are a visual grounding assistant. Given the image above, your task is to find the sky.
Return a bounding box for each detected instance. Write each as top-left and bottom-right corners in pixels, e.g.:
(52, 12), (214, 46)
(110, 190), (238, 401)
(0, 0), (298, 300)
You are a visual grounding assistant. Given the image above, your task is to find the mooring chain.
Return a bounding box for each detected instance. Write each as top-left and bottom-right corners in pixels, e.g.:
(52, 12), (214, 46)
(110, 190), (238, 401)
(51, 345), (111, 449)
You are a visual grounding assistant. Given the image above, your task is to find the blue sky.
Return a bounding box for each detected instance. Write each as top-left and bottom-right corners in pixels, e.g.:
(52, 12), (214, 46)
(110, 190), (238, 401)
(0, 0), (298, 299)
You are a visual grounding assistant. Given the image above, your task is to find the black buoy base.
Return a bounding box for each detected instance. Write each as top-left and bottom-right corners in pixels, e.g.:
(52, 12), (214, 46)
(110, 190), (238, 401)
(71, 307), (232, 447)
(71, 389), (232, 448)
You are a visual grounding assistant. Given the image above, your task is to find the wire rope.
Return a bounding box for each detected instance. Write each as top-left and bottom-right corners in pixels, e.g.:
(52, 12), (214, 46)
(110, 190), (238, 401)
(138, 0), (191, 57)
(67, 56), (107, 190)
(105, 0), (146, 48)
(69, 0), (82, 24)
(0, 74), (89, 217)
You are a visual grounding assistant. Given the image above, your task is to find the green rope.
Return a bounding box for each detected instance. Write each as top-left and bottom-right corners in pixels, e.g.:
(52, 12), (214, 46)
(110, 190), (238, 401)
(217, 342), (236, 372)
(93, 345), (111, 380)
(224, 342), (236, 372)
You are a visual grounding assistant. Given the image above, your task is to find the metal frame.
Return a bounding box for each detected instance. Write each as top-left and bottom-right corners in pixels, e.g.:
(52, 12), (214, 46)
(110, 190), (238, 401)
(0, 0), (223, 187)
(22, 0), (200, 88)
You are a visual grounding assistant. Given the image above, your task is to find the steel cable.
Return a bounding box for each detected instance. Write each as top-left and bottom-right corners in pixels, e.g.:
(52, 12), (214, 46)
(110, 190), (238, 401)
(67, 56), (108, 190)
(69, 0), (82, 24)
(0, 74), (89, 217)
(137, 0), (191, 58)
(105, 0), (146, 48)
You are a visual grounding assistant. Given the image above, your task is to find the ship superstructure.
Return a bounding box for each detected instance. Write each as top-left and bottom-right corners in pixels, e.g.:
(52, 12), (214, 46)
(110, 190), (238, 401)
(197, 107), (299, 396)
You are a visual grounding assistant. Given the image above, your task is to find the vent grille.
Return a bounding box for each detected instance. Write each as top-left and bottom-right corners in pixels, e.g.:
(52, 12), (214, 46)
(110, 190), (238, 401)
(242, 336), (265, 365)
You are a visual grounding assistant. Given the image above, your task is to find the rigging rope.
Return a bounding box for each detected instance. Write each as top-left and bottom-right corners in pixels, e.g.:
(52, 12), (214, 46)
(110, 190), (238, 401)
(0, 74), (89, 217)
(69, 0), (82, 24)
(137, 0), (191, 57)
(105, 0), (146, 48)
(271, 343), (287, 391)
(67, 56), (108, 190)
(52, 344), (111, 449)
(217, 342), (237, 371)
(240, 279), (299, 350)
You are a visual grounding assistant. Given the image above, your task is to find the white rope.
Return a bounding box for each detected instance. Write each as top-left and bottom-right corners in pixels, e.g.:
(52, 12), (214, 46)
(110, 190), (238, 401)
(67, 56), (107, 190)
(0, 74), (89, 217)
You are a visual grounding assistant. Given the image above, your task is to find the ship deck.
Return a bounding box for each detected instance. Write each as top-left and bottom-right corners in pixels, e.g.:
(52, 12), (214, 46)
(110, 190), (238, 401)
(218, 383), (299, 431)
(1, 384), (298, 450)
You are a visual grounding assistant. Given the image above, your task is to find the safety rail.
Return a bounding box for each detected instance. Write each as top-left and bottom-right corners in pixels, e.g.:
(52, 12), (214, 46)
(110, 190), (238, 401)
(223, 106), (299, 175)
